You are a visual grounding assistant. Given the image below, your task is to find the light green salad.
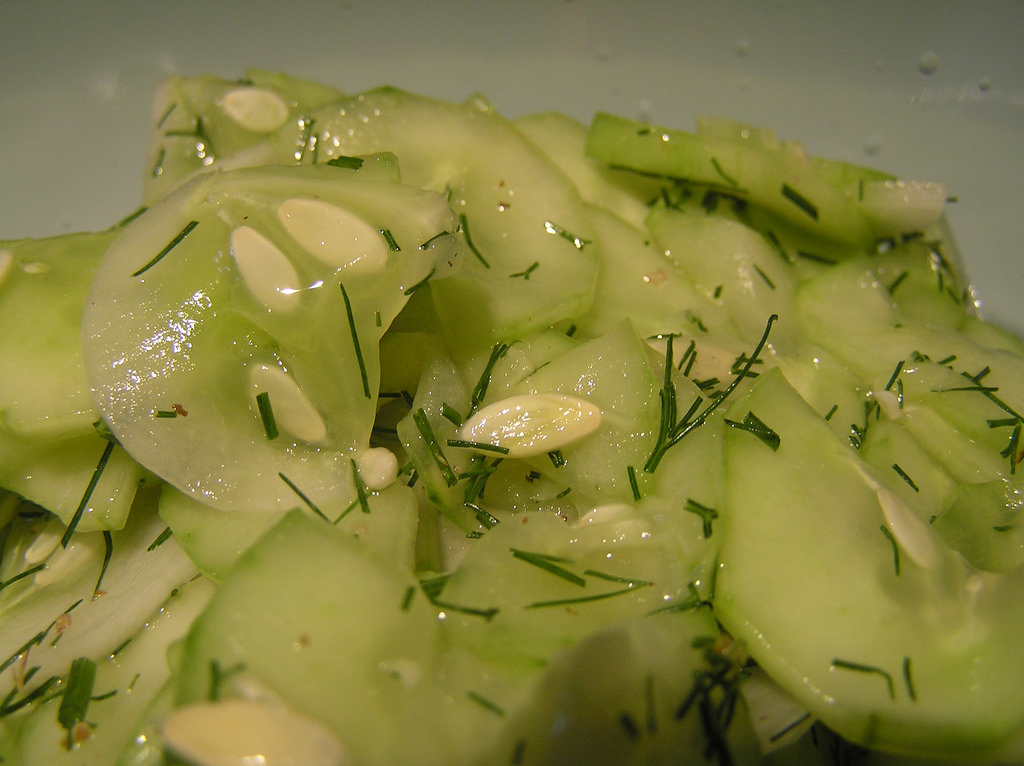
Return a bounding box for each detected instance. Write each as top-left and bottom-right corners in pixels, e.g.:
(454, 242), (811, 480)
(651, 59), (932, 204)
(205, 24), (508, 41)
(1, 69), (1023, 765)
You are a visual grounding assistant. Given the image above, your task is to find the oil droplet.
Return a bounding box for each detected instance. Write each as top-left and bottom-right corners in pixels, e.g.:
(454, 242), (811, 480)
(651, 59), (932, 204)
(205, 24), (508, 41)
(917, 51), (940, 75)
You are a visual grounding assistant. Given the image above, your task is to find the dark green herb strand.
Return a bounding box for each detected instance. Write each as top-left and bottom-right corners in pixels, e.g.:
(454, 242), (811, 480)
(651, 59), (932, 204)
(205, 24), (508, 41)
(339, 282), (371, 399)
(0, 563), (46, 594)
(413, 408), (458, 487)
(351, 459), (372, 514)
(879, 525), (901, 576)
(146, 526), (173, 552)
(278, 472), (329, 521)
(131, 220), (199, 277)
(511, 548), (585, 587)
(458, 213), (490, 267)
(62, 440), (116, 547)
(326, 154), (364, 170)
(831, 658), (895, 699)
(58, 657), (97, 748)
(781, 183), (818, 220)
(525, 584), (646, 609)
(93, 531), (114, 597)
(256, 391), (279, 440)
(646, 314), (778, 471)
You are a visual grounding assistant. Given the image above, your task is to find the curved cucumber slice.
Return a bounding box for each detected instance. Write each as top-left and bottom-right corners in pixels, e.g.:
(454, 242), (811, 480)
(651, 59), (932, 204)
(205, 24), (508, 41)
(713, 368), (1024, 757)
(144, 69), (346, 203)
(309, 87), (599, 345)
(82, 163), (458, 513)
(0, 230), (117, 438)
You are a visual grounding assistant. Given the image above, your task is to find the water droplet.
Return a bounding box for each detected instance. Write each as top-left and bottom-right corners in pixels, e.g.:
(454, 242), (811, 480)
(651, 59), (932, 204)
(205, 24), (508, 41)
(917, 51), (940, 75)
(978, 77), (993, 92)
(735, 37), (751, 57)
(863, 134), (883, 156)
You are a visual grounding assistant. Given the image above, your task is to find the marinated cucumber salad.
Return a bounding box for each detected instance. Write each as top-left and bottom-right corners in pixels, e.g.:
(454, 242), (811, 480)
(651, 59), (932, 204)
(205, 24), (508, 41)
(1, 68), (1023, 766)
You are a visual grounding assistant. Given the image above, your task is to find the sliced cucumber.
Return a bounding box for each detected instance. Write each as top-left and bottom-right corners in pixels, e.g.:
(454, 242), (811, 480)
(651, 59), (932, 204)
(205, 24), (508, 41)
(174, 510), (450, 766)
(308, 88), (599, 346)
(713, 368), (1024, 757)
(586, 112), (946, 248)
(0, 576), (213, 766)
(0, 230), (116, 439)
(0, 491), (198, 710)
(144, 68), (346, 202)
(82, 163), (458, 515)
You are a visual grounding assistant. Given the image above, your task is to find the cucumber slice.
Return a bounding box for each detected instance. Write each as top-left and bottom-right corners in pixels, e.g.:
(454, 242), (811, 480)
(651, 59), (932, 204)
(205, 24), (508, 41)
(713, 368), (1024, 757)
(0, 491), (198, 711)
(514, 110), (663, 229)
(571, 203), (732, 341)
(0, 230), (116, 438)
(0, 576), (213, 766)
(82, 163), (458, 515)
(145, 69), (346, 202)
(586, 112), (945, 248)
(0, 430), (144, 532)
(174, 509), (450, 766)
(307, 87), (599, 345)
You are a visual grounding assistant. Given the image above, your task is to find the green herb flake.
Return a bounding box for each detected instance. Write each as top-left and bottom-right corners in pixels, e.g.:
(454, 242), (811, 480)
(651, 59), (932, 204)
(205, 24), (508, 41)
(831, 657), (895, 699)
(412, 408), (458, 487)
(525, 584), (647, 610)
(404, 267), (435, 295)
(709, 157), (739, 188)
(891, 463), (920, 492)
(0, 563), (46, 594)
(93, 531), (114, 598)
(683, 498), (719, 538)
(146, 526), (173, 552)
(902, 656), (917, 702)
(627, 465), (642, 501)
(256, 391), (279, 440)
(62, 440), (116, 547)
(339, 282), (371, 399)
(351, 459), (372, 514)
(208, 659), (246, 701)
(458, 213), (490, 268)
(511, 548), (585, 587)
(58, 657), (97, 748)
(446, 438), (510, 455)
(510, 261), (540, 279)
(380, 228), (402, 251)
(279, 472), (330, 522)
(781, 183), (819, 221)
(326, 154), (364, 170)
(131, 219), (199, 277)
(544, 220), (592, 250)
(725, 410), (781, 451)
(468, 690), (506, 717)
(879, 525), (901, 576)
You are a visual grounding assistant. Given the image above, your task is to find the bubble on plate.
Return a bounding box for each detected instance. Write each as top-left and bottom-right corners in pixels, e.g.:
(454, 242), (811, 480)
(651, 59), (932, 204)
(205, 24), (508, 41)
(917, 51), (940, 75)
